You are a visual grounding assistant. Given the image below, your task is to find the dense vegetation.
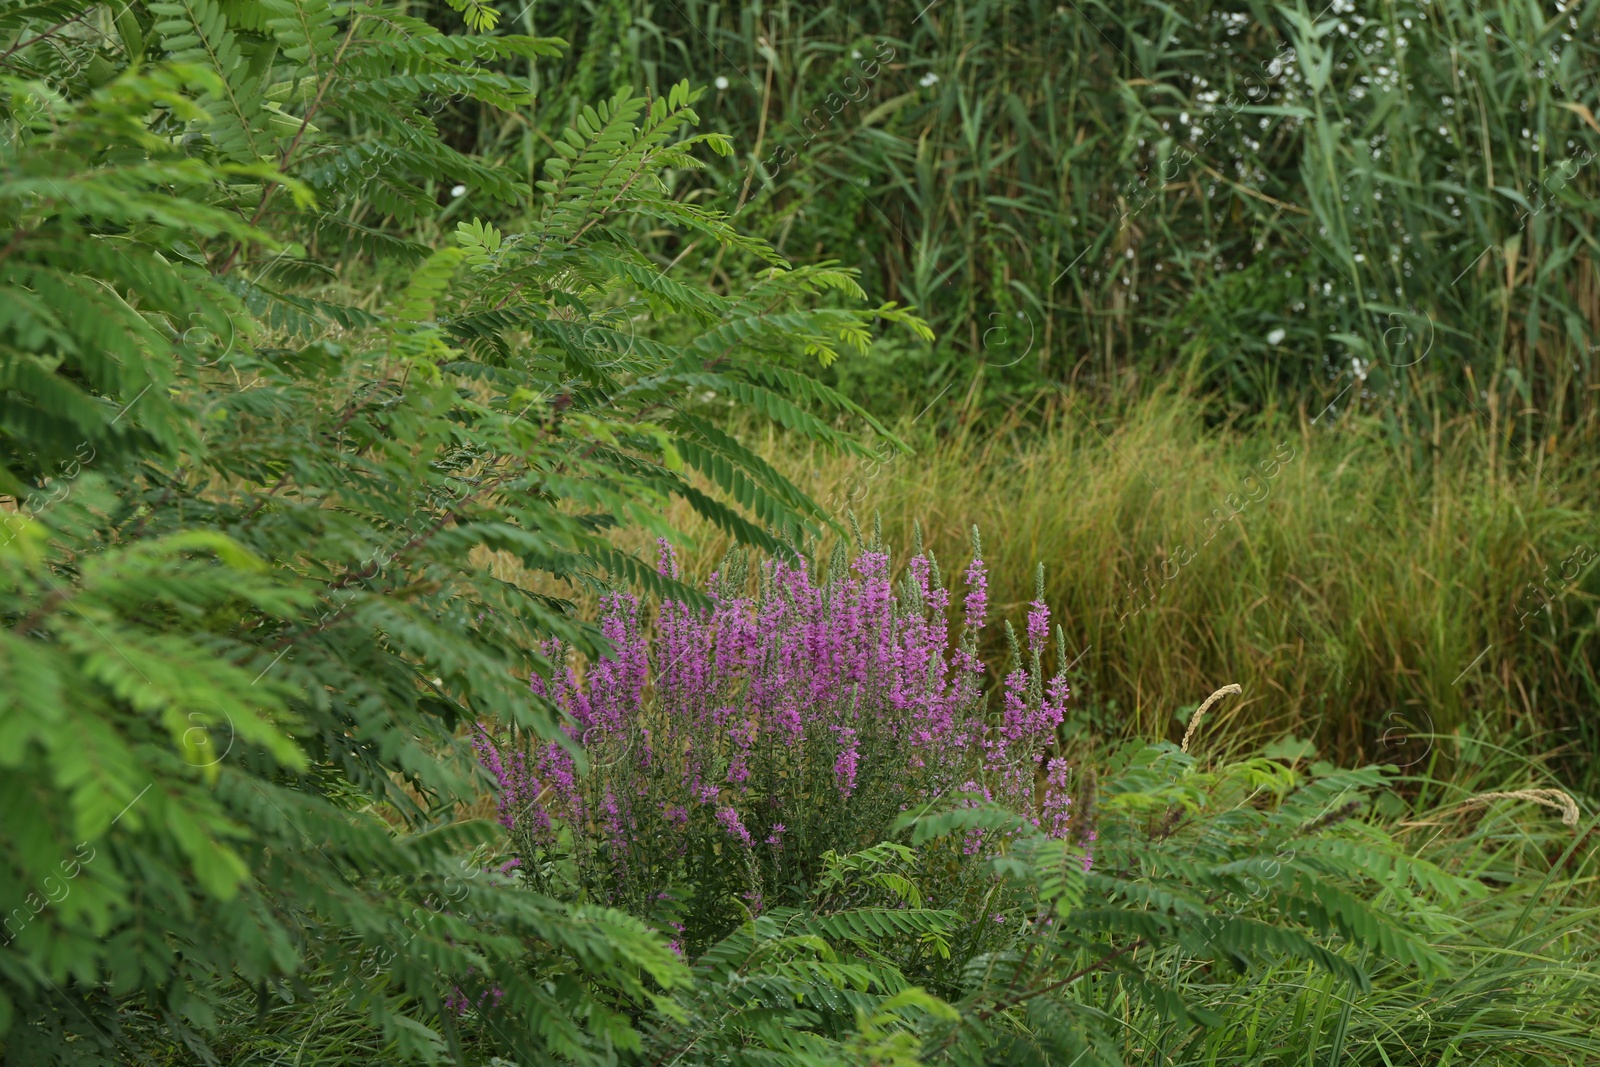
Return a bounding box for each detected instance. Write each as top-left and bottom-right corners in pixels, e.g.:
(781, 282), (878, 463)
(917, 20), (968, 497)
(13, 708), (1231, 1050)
(625, 392), (1600, 791)
(522, 0), (1600, 429)
(1, 1), (1595, 1065)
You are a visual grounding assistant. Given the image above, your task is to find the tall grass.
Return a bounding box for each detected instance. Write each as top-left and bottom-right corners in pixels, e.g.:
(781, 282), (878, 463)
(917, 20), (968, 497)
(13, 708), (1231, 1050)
(1139, 730), (1600, 1066)
(467, 0), (1600, 433)
(599, 389), (1600, 788)
(1120, 800), (1600, 1064)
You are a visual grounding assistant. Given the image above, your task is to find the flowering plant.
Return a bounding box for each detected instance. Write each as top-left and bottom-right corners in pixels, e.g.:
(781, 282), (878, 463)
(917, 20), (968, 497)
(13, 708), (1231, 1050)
(476, 525), (1084, 949)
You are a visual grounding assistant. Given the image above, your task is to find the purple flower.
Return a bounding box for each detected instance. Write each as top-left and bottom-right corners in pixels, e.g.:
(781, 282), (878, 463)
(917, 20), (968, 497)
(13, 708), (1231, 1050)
(1026, 598), (1049, 656)
(1040, 758), (1073, 839)
(474, 534), (1074, 917)
(834, 726), (860, 798)
(656, 537), (680, 579)
(964, 552), (988, 631)
(716, 806), (753, 847)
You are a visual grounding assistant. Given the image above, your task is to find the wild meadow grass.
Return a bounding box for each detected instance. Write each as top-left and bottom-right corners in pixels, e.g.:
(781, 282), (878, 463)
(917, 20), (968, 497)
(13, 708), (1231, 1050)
(582, 389), (1600, 794)
(242, 405), (1600, 1060)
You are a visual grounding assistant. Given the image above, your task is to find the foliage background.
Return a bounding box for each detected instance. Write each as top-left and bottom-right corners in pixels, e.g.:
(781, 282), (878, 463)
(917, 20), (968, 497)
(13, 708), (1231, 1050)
(478, 0), (1600, 434)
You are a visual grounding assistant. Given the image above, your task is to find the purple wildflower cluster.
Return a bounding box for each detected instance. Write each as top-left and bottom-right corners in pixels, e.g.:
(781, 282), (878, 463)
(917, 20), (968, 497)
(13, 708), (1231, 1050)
(475, 530), (1087, 935)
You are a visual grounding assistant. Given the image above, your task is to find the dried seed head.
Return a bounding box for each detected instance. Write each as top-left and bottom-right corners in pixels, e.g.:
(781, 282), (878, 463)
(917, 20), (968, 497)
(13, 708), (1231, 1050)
(1459, 788), (1580, 827)
(1180, 683), (1242, 754)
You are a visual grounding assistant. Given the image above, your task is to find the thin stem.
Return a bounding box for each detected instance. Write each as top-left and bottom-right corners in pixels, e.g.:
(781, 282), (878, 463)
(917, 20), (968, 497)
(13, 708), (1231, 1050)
(0, 13), (88, 67)
(213, 14), (365, 276)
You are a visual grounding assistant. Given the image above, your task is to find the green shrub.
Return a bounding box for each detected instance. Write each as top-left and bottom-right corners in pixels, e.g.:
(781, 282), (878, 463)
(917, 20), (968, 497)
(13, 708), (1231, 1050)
(0, 2), (924, 1060)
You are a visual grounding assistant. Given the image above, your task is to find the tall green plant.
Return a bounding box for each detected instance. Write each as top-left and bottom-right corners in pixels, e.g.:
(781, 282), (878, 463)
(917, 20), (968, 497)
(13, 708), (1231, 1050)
(0, 2), (925, 1061)
(513, 0), (1600, 434)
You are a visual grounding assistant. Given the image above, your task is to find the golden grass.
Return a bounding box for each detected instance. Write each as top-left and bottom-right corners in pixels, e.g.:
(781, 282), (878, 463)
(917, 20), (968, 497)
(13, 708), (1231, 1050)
(493, 388), (1600, 781)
